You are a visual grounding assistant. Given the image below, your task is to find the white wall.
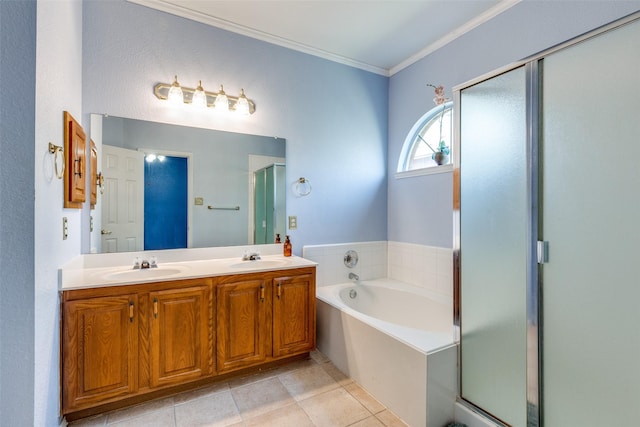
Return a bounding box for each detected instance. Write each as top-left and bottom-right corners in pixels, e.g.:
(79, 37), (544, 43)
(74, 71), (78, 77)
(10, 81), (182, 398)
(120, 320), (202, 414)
(34, 1), (84, 424)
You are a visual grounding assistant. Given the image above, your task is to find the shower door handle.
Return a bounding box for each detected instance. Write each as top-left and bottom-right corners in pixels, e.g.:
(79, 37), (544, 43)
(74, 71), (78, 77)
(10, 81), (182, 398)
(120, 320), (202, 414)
(537, 241), (549, 264)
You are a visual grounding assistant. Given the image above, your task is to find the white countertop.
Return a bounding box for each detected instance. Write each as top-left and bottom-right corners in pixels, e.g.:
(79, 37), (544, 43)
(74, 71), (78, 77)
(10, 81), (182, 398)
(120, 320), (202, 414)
(60, 246), (316, 291)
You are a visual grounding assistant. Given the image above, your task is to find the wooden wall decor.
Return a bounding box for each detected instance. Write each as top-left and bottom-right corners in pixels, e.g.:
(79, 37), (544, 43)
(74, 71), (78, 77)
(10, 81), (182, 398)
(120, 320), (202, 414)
(90, 140), (97, 209)
(63, 111), (87, 208)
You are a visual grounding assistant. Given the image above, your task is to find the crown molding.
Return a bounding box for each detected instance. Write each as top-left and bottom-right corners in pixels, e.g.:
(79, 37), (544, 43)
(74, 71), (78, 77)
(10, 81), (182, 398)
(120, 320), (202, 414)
(389, 0), (521, 75)
(127, 0), (389, 76)
(128, 0), (520, 77)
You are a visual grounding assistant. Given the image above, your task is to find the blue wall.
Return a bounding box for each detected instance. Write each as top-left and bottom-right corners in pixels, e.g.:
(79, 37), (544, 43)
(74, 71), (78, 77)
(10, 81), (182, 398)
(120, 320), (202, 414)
(0, 0), (36, 425)
(82, 0), (389, 255)
(2, 1), (637, 424)
(388, 1), (639, 248)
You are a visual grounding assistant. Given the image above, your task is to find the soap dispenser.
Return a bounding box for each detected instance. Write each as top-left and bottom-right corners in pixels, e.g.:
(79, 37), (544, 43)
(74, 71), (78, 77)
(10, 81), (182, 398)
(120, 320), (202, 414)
(275, 233), (281, 243)
(283, 235), (292, 257)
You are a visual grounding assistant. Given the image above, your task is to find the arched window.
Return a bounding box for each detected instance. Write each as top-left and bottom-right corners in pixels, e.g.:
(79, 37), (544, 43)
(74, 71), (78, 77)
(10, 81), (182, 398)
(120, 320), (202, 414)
(397, 101), (453, 173)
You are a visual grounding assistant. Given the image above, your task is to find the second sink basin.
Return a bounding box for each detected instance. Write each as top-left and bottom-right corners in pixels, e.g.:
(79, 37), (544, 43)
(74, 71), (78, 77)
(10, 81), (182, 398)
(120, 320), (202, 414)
(102, 266), (186, 282)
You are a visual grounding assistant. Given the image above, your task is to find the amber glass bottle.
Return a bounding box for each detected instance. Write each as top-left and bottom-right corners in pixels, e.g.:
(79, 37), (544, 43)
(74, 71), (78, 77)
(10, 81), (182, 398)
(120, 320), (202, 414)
(283, 235), (292, 257)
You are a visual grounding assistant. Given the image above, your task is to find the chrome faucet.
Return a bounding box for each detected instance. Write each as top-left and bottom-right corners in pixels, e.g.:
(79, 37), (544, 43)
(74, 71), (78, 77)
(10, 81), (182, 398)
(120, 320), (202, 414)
(348, 272), (360, 282)
(242, 252), (261, 261)
(133, 256), (158, 269)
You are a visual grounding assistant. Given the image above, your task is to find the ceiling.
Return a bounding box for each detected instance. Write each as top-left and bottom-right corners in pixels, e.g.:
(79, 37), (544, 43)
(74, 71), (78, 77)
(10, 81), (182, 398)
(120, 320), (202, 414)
(129, 0), (519, 76)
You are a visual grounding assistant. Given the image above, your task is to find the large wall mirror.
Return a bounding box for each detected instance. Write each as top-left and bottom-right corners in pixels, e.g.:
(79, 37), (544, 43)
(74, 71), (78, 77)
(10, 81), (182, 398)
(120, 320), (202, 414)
(89, 114), (286, 254)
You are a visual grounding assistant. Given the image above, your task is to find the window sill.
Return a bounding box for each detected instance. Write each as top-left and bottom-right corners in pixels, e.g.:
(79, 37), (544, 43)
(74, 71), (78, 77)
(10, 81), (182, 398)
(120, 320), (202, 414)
(395, 163), (453, 179)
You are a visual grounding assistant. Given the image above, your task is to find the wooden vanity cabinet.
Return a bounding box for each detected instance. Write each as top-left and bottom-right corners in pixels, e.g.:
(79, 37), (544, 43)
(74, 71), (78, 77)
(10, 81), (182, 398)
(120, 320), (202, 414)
(216, 268), (316, 373)
(61, 267), (314, 419)
(149, 285), (212, 388)
(273, 271), (316, 357)
(216, 275), (271, 372)
(61, 278), (213, 415)
(62, 293), (139, 412)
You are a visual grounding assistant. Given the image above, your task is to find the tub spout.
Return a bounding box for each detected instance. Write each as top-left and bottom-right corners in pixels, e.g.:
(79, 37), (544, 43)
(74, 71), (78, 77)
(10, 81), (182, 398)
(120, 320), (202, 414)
(348, 272), (360, 282)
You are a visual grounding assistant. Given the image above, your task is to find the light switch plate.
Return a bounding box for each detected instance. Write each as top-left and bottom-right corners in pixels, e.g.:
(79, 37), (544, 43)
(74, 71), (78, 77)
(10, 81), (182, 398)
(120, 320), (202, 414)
(62, 217), (68, 240)
(194, 197), (204, 205)
(288, 215), (297, 230)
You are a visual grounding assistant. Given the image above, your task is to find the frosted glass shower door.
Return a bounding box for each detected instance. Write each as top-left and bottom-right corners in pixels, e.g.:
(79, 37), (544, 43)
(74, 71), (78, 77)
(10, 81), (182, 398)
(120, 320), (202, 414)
(541, 19), (640, 426)
(254, 169), (267, 244)
(459, 66), (528, 426)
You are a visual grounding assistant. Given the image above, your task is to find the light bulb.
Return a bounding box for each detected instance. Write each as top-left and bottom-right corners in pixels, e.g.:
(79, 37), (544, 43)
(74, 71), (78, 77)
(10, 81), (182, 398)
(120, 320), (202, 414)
(191, 80), (208, 108)
(167, 75), (184, 105)
(214, 85), (229, 113)
(145, 154), (157, 163)
(234, 89), (250, 116)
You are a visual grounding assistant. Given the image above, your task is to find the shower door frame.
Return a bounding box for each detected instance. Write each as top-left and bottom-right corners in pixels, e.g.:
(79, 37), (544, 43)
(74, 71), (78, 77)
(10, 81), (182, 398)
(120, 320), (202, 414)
(453, 60), (539, 427)
(452, 11), (639, 427)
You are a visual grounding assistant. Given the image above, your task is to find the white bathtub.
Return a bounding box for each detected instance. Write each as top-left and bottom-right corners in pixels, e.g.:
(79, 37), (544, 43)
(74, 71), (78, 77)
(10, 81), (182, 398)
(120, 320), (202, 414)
(316, 279), (457, 426)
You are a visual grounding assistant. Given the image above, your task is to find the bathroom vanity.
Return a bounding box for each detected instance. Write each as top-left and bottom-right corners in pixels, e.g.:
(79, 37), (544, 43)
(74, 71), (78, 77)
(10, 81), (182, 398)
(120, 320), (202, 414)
(59, 249), (316, 420)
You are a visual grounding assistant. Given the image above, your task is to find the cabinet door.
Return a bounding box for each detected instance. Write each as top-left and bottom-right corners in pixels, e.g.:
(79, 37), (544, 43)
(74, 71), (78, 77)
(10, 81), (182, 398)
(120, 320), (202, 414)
(217, 278), (270, 372)
(273, 272), (316, 357)
(150, 286), (211, 388)
(62, 294), (138, 412)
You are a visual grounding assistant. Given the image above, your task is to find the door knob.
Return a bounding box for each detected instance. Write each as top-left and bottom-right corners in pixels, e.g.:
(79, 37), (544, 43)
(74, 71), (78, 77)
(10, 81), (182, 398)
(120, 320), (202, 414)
(101, 229), (112, 235)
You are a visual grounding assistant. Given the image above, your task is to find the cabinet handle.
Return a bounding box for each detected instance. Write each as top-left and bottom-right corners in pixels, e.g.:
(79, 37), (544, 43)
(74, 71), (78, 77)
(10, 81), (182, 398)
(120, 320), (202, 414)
(153, 297), (158, 318)
(74, 157), (83, 178)
(129, 301), (134, 322)
(260, 285), (265, 303)
(277, 283), (281, 299)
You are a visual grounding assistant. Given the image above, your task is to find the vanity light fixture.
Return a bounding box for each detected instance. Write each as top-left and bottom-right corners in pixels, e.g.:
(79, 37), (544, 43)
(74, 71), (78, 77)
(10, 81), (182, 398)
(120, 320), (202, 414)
(234, 89), (251, 116)
(214, 85), (229, 113)
(167, 75), (184, 105)
(191, 80), (208, 109)
(154, 76), (256, 115)
(145, 154), (166, 163)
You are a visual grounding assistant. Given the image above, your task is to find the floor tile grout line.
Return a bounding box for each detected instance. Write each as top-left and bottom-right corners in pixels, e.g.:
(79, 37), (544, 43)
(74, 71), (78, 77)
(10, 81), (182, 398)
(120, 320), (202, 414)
(226, 384), (244, 425)
(71, 355), (405, 427)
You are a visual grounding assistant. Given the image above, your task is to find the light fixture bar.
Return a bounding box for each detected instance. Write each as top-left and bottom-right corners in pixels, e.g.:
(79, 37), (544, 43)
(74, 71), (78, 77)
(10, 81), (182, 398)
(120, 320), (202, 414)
(153, 81), (256, 114)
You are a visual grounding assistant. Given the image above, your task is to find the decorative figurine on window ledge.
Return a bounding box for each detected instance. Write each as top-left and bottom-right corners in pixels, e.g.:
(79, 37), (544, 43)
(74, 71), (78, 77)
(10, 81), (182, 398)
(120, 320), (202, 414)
(426, 84), (451, 165)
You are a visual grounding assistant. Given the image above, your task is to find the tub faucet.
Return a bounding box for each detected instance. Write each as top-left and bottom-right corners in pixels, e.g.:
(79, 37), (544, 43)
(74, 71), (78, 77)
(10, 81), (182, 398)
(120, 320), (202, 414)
(349, 272), (360, 282)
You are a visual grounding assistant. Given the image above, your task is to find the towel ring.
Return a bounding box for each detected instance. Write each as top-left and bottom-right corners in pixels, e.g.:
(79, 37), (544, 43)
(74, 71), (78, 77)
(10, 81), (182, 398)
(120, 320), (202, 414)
(48, 142), (65, 180)
(293, 177), (312, 197)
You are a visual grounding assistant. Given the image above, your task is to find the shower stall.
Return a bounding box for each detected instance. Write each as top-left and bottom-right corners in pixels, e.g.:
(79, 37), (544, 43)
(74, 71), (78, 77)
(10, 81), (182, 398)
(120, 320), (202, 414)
(253, 163), (286, 244)
(455, 14), (639, 426)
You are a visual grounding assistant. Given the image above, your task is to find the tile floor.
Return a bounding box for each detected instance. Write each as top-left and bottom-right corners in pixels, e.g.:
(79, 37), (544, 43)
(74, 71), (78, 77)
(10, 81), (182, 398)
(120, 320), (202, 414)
(68, 350), (408, 427)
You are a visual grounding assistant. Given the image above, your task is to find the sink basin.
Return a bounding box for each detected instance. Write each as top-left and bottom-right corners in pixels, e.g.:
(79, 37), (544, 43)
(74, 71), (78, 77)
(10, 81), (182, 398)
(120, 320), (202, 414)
(228, 259), (288, 269)
(102, 267), (186, 282)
